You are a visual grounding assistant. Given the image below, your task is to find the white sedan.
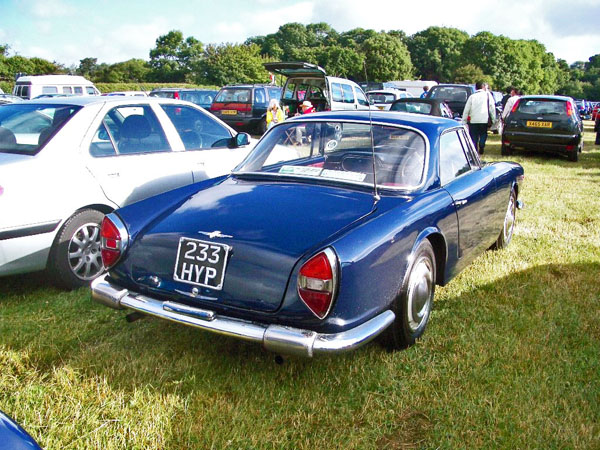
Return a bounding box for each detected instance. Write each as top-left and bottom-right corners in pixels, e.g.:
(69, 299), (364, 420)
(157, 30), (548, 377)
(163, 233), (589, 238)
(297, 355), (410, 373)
(0, 96), (254, 288)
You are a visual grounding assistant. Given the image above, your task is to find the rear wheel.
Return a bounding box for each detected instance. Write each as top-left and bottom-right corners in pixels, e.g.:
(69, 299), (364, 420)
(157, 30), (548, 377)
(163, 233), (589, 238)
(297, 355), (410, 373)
(491, 190), (517, 250)
(49, 209), (105, 289)
(381, 240), (436, 350)
(568, 148), (578, 162)
(501, 144), (511, 156)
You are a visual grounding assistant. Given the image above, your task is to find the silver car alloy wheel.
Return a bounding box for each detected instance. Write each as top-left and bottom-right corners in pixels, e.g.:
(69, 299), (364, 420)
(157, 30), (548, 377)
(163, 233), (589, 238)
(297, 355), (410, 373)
(503, 193), (516, 244)
(406, 254), (434, 333)
(68, 221), (103, 280)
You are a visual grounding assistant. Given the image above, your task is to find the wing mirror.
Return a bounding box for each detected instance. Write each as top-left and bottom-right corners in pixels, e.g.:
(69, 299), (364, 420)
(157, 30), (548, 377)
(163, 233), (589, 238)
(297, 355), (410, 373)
(235, 132), (250, 147)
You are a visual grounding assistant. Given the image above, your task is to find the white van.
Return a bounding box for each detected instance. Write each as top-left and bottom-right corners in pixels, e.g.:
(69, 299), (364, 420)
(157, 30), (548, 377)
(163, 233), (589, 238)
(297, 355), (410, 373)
(12, 75), (100, 99)
(264, 62), (370, 115)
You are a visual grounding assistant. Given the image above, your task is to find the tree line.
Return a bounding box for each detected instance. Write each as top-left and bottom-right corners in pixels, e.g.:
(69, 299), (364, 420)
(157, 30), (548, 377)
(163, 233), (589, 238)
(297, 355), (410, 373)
(1, 24), (599, 100)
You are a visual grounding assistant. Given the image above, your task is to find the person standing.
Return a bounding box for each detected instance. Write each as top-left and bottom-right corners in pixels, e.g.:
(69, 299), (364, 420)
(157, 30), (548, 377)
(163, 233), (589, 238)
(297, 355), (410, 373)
(420, 86), (429, 98)
(266, 99), (284, 130)
(462, 81), (496, 154)
(502, 88), (520, 122)
(595, 114), (600, 145)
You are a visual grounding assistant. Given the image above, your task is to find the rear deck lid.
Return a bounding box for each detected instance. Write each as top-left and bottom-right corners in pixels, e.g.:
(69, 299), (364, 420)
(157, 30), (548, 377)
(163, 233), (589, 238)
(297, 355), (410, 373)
(264, 62), (327, 78)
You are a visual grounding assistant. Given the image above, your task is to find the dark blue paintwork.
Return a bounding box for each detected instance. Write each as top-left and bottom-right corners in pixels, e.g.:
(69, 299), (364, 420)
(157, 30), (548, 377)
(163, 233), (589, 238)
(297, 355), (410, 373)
(0, 411), (41, 450)
(106, 111), (524, 334)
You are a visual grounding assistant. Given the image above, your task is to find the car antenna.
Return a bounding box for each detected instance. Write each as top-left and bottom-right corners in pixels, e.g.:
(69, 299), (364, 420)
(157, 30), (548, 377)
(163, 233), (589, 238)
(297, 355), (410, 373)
(364, 61), (380, 203)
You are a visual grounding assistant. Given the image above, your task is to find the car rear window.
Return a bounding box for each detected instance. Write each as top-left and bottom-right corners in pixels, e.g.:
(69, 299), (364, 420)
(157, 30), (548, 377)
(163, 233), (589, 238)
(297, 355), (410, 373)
(214, 88), (252, 104)
(367, 93), (397, 104)
(429, 87), (469, 103)
(236, 121), (426, 189)
(0, 104), (81, 155)
(516, 99), (567, 115)
(390, 102), (433, 114)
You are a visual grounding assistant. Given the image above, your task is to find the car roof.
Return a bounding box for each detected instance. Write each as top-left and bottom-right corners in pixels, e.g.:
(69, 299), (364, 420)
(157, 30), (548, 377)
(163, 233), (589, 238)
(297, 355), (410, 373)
(393, 98), (444, 105)
(519, 95), (573, 101)
(17, 96), (195, 107)
(287, 110), (459, 136)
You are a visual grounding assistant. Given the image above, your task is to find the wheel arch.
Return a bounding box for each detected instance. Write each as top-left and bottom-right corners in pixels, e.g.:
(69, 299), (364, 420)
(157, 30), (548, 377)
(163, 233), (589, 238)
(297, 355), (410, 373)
(413, 227), (448, 287)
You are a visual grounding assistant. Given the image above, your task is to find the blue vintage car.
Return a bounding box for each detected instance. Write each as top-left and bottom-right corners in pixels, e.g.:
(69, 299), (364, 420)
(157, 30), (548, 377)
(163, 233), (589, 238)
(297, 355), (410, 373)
(0, 410), (41, 450)
(92, 111), (524, 357)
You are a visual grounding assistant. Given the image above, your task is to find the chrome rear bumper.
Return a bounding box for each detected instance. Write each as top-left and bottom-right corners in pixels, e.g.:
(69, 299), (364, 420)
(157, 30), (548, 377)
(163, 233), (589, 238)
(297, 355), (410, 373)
(91, 274), (395, 357)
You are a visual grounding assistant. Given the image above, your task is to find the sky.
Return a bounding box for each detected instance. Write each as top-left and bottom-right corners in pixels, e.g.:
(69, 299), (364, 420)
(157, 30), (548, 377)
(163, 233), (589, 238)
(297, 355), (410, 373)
(1, 0), (599, 68)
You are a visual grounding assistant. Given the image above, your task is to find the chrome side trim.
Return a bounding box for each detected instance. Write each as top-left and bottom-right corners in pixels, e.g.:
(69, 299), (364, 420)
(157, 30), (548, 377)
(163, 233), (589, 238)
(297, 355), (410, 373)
(0, 220), (61, 241)
(91, 274), (395, 357)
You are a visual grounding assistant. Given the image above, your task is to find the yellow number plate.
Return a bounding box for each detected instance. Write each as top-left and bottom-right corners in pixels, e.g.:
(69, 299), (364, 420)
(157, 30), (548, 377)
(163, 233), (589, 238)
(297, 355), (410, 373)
(526, 120), (552, 128)
(221, 110), (237, 115)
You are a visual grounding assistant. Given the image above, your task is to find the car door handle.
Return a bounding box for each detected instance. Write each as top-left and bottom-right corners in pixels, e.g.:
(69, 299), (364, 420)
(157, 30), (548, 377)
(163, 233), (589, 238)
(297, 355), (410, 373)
(454, 199), (468, 207)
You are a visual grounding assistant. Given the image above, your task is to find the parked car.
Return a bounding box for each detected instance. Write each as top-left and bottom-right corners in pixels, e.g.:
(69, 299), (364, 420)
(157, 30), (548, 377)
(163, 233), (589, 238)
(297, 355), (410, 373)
(425, 84), (475, 117)
(389, 98), (454, 118)
(264, 62), (370, 116)
(592, 104), (600, 121)
(149, 88), (218, 110)
(12, 75), (100, 99)
(210, 84), (282, 134)
(0, 96), (254, 288)
(502, 95), (583, 161)
(92, 110), (524, 357)
(104, 91), (148, 97)
(367, 89), (413, 110)
(574, 99), (590, 119)
(0, 94), (24, 105)
(0, 410), (41, 450)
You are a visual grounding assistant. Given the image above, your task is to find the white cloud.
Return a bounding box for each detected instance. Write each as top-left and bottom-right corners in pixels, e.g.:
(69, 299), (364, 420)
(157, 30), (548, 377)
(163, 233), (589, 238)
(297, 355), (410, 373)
(30, 0), (72, 18)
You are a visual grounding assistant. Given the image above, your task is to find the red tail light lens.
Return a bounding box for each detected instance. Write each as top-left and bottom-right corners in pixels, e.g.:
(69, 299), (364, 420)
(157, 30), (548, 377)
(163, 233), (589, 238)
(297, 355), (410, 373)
(511, 99), (520, 113)
(100, 214), (128, 269)
(566, 101), (573, 117)
(297, 248), (338, 319)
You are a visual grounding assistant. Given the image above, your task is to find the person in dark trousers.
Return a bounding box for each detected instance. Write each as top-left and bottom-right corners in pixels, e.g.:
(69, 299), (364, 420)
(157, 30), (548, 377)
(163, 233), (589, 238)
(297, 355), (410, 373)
(595, 115), (600, 145)
(462, 81), (496, 154)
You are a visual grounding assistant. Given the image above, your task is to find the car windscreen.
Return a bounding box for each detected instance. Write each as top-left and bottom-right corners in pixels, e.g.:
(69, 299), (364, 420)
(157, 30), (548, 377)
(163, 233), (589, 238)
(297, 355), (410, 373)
(235, 120), (426, 189)
(214, 88), (252, 104)
(0, 103), (81, 155)
(429, 87), (469, 103)
(516, 99), (567, 115)
(390, 101), (433, 115)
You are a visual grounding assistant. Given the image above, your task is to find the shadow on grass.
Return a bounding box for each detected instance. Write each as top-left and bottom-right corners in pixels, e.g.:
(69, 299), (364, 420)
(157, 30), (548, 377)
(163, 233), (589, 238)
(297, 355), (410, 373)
(2, 261), (599, 447)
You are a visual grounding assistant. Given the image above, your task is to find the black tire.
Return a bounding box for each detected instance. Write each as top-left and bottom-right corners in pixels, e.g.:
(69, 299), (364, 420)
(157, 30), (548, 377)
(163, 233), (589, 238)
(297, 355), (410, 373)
(568, 148), (578, 162)
(257, 119), (267, 135)
(381, 240), (436, 350)
(49, 209), (105, 289)
(491, 189), (517, 250)
(501, 144), (511, 156)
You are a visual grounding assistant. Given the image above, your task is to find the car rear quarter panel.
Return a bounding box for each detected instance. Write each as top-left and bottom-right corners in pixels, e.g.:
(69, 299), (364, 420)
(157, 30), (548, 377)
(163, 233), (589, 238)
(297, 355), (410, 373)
(274, 189), (458, 334)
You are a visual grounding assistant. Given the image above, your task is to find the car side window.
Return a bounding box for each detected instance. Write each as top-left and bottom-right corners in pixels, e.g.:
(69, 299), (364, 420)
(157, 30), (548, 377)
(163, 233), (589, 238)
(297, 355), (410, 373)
(439, 130), (471, 185)
(161, 104), (232, 150)
(457, 128), (480, 168)
(341, 84), (355, 104)
(355, 88), (369, 106)
(89, 105), (171, 157)
(74, 86), (83, 94)
(331, 83), (344, 102)
(254, 88), (267, 106)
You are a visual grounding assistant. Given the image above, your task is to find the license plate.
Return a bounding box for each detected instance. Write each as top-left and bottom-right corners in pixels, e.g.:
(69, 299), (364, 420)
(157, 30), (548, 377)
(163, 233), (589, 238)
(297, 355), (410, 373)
(526, 120), (552, 128)
(173, 237), (231, 290)
(221, 110), (237, 115)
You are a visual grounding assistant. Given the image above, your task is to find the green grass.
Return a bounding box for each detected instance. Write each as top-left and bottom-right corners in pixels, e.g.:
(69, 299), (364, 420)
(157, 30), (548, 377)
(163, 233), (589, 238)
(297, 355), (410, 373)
(1, 123), (599, 449)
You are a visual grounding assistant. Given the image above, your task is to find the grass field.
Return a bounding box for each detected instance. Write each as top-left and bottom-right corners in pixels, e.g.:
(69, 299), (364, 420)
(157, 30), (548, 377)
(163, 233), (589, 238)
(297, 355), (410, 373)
(1, 123), (599, 449)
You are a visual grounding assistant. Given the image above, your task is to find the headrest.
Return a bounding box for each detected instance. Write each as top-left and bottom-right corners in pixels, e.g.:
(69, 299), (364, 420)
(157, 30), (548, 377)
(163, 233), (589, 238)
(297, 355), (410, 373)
(121, 115), (151, 139)
(0, 126), (17, 145)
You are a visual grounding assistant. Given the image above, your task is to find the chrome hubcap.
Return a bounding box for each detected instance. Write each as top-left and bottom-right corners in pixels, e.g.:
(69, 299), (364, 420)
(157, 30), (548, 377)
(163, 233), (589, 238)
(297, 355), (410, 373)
(406, 256), (434, 332)
(503, 195), (516, 243)
(68, 222), (103, 280)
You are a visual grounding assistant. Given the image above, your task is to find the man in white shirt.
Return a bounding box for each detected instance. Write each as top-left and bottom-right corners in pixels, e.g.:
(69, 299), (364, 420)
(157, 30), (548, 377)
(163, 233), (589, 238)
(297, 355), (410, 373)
(502, 88), (520, 121)
(462, 81), (496, 154)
